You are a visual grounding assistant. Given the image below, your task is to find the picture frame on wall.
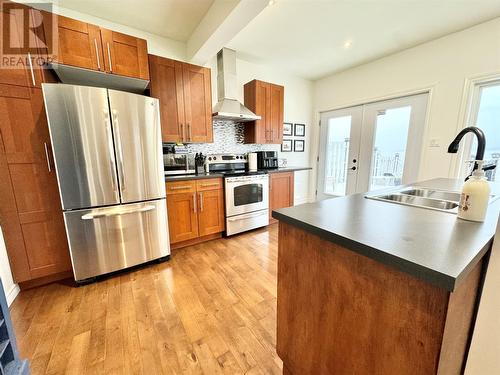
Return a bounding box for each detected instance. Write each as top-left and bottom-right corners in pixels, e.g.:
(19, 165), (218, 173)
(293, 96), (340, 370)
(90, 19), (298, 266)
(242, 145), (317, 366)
(282, 139), (293, 152)
(283, 122), (293, 136)
(294, 139), (305, 152)
(294, 123), (306, 137)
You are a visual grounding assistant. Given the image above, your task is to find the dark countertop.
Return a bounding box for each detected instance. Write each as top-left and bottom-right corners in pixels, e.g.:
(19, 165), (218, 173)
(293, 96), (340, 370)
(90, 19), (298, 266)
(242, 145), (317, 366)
(165, 173), (223, 182)
(164, 166), (311, 182)
(272, 178), (500, 292)
(267, 166), (312, 173)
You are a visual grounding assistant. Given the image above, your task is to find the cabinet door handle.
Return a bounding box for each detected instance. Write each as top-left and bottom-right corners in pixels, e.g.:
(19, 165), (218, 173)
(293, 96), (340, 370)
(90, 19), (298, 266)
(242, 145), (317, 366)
(27, 52), (36, 86)
(94, 38), (101, 70)
(199, 192), (203, 212)
(44, 142), (51, 172)
(192, 193), (197, 213)
(180, 123), (184, 142)
(169, 185), (191, 190)
(187, 123), (192, 141)
(107, 42), (113, 72)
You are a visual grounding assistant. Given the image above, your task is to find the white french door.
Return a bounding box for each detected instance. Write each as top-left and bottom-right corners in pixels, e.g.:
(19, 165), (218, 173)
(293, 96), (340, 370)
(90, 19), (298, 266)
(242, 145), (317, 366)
(317, 93), (428, 200)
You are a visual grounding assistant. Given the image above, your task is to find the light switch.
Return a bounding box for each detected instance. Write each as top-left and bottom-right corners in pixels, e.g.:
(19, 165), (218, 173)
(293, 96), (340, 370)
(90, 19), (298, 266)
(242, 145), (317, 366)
(429, 138), (441, 148)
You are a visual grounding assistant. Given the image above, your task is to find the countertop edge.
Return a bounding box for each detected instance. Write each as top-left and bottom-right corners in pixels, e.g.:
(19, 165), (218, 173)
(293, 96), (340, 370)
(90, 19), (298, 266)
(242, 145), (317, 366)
(164, 167), (312, 182)
(272, 209), (463, 291)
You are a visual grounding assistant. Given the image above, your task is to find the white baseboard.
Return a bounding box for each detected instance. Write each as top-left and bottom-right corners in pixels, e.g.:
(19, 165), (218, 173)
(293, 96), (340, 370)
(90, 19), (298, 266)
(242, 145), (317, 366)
(6, 283), (20, 306)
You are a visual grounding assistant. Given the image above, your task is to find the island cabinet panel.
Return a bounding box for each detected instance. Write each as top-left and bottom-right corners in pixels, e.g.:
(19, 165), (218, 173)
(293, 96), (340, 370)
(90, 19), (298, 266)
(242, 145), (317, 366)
(166, 178), (224, 249)
(277, 222), (485, 375)
(0, 85), (71, 283)
(269, 172), (294, 223)
(149, 55), (212, 143)
(244, 80), (284, 144)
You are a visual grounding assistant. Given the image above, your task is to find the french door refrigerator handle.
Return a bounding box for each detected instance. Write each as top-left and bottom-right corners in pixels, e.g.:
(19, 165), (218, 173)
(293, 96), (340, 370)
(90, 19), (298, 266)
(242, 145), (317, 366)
(112, 109), (126, 190)
(104, 109), (117, 192)
(81, 205), (156, 220)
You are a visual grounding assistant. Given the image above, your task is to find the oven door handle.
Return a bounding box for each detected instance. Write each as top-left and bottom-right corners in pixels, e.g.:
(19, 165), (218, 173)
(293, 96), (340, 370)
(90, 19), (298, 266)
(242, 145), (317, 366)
(227, 210), (268, 222)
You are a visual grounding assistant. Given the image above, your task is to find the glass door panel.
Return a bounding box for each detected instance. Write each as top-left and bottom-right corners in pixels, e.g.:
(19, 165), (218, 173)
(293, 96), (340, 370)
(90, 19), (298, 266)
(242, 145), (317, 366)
(468, 83), (500, 182)
(317, 106), (362, 199)
(369, 106), (411, 190)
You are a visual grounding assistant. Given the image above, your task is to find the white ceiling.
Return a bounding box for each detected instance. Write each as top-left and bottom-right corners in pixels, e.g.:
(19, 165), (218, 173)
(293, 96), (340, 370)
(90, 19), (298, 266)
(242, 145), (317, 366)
(57, 0), (214, 42)
(227, 0), (500, 80)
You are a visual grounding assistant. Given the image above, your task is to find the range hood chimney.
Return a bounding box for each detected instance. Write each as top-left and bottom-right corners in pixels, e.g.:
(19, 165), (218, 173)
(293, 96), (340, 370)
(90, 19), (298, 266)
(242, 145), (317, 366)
(212, 48), (261, 122)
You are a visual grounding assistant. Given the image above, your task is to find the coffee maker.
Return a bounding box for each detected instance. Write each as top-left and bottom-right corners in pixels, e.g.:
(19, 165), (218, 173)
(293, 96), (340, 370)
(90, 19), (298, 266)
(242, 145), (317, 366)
(256, 151), (278, 169)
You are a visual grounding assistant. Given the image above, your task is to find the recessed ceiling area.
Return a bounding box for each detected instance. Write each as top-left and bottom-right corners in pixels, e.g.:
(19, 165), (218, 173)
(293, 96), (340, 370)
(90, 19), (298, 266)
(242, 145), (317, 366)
(57, 0), (214, 42)
(227, 0), (500, 80)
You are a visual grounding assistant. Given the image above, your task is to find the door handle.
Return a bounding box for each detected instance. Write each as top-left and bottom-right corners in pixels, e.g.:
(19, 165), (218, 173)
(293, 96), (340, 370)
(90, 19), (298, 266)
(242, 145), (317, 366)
(27, 52), (36, 86)
(94, 38), (101, 70)
(180, 123), (184, 142)
(187, 123), (192, 141)
(81, 205), (155, 220)
(192, 193), (197, 213)
(104, 112), (117, 192)
(43, 142), (51, 172)
(107, 42), (113, 72)
(199, 192), (203, 212)
(112, 110), (125, 189)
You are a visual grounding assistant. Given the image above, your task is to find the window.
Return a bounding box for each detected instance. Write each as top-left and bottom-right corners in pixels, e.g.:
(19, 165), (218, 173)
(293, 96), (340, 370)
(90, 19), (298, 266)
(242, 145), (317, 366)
(464, 80), (500, 182)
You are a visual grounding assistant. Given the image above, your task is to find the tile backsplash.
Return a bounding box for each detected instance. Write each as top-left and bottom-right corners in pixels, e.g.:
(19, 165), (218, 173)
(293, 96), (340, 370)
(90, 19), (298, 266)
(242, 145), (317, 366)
(166, 120), (279, 155)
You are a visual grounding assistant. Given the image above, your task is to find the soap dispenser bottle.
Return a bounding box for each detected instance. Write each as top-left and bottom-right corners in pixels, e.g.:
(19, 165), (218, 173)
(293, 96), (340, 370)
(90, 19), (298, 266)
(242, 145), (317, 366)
(457, 160), (490, 222)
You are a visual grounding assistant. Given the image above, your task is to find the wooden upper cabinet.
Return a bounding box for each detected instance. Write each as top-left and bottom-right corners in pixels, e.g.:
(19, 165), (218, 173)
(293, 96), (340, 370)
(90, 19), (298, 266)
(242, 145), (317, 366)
(269, 84), (284, 144)
(244, 79), (284, 144)
(101, 28), (149, 80)
(47, 14), (149, 80)
(0, 85), (71, 282)
(0, 6), (43, 88)
(149, 55), (213, 143)
(52, 15), (104, 71)
(149, 55), (185, 143)
(269, 172), (294, 222)
(182, 64), (212, 143)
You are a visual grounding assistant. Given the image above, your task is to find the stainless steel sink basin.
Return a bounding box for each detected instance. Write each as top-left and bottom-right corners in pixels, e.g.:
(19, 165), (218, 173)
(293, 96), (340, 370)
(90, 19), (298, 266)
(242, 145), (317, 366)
(366, 186), (497, 213)
(400, 188), (461, 202)
(374, 194), (459, 211)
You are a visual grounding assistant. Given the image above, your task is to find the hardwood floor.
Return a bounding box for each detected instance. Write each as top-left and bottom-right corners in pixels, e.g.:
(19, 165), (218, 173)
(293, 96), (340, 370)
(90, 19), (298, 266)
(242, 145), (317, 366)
(10, 224), (282, 375)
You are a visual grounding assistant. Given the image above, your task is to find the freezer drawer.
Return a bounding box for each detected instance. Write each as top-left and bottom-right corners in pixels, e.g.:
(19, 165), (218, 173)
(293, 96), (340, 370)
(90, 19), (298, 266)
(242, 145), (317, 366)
(64, 199), (170, 281)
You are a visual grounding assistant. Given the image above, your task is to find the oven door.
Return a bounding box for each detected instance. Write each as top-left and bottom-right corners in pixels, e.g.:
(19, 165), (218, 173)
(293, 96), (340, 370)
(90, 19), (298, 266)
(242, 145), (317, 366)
(225, 175), (269, 217)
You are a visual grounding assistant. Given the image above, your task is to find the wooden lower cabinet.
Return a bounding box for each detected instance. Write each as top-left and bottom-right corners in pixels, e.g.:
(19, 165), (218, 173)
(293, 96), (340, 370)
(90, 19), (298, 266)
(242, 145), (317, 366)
(166, 178), (224, 248)
(269, 172), (294, 223)
(0, 85), (71, 283)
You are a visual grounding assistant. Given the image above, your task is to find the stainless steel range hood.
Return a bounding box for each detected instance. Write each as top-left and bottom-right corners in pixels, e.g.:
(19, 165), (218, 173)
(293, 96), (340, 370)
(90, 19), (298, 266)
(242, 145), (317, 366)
(212, 48), (261, 122)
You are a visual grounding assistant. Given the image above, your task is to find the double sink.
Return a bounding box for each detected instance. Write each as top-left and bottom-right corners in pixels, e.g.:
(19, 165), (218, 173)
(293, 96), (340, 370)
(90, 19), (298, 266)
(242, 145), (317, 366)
(366, 187), (497, 213)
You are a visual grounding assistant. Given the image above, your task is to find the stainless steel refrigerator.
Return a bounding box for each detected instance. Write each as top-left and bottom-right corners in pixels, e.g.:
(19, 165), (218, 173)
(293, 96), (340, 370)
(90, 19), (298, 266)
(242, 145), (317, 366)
(42, 83), (170, 282)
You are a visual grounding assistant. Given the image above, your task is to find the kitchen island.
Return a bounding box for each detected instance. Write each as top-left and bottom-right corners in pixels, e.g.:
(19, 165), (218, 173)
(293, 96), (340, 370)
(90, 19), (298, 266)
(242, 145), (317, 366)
(272, 178), (500, 375)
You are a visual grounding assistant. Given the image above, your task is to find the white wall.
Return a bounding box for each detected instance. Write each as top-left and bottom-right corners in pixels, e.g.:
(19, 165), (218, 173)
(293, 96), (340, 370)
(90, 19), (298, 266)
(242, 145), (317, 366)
(0, 228), (19, 306)
(465, 217), (500, 374)
(311, 17), (500, 200)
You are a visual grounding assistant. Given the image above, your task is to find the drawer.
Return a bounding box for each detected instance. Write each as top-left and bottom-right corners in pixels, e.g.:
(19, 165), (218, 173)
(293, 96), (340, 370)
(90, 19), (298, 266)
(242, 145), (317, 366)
(166, 180), (196, 195)
(196, 178), (223, 191)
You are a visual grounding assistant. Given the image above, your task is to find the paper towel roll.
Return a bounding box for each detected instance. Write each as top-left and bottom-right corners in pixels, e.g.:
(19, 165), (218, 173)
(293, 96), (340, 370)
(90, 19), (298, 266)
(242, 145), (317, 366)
(248, 153), (257, 171)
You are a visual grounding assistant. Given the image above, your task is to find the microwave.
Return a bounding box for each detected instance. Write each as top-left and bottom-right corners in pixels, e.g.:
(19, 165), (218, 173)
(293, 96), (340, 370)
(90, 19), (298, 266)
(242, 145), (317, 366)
(164, 153), (195, 175)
